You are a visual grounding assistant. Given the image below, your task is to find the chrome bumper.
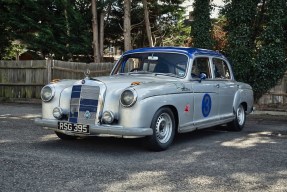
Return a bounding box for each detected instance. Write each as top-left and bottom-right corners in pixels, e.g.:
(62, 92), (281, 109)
(34, 118), (153, 136)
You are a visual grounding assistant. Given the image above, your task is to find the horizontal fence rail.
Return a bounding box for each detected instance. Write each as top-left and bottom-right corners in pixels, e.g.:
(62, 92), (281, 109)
(0, 60), (114, 99)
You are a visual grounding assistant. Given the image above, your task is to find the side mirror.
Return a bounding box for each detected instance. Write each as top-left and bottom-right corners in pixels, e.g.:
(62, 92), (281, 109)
(199, 73), (207, 82)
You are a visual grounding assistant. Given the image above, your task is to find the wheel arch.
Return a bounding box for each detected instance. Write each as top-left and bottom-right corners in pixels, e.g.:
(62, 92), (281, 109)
(160, 105), (179, 133)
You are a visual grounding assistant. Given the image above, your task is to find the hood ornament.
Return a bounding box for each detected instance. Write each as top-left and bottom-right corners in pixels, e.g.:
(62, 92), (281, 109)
(84, 68), (90, 78)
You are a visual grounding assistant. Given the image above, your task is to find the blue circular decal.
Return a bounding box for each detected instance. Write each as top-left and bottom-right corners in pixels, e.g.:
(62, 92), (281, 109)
(202, 94), (212, 117)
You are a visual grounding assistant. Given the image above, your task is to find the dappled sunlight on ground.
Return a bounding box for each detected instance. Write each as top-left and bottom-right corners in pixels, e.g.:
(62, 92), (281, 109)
(39, 134), (58, 142)
(221, 132), (277, 149)
(187, 175), (214, 186)
(104, 171), (173, 192)
(0, 113), (41, 120)
(0, 139), (13, 144)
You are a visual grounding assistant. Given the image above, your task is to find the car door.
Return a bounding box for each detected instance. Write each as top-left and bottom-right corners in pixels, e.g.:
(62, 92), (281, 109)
(190, 57), (220, 127)
(212, 58), (238, 120)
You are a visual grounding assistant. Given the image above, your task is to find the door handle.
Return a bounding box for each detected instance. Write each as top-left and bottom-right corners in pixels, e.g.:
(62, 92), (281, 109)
(215, 84), (220, 88)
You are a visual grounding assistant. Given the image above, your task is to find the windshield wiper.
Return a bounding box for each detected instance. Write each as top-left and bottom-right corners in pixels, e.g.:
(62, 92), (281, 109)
(128, 71), (153, 75)
(154, 73), (179, 78)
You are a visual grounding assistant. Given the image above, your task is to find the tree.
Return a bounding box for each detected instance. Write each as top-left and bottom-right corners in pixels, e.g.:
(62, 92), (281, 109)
(190, 0), (214, 49)
(223, 0), (287, 101)
(253, 0), (287, 100)
(92, 0), (101, 63)
(104, 0), (185, 49)
(223, 0), (259, 84)
(0, 1), (11, 59)
(123, 0), (132, 51)
(143, 0), (153, 47)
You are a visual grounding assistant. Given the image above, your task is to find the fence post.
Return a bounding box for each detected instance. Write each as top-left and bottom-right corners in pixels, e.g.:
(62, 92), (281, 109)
(46, 59), (52, 83)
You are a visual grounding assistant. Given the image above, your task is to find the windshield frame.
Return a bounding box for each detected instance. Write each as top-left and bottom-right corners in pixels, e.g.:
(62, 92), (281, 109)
(111, 51), (190, 79)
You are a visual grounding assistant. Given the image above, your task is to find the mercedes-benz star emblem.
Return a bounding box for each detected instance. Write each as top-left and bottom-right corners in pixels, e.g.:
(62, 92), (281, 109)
(84, 110), (91, 119)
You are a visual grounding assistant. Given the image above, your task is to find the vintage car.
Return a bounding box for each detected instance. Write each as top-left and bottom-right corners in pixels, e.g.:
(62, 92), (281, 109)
(35, 47), (254, 151)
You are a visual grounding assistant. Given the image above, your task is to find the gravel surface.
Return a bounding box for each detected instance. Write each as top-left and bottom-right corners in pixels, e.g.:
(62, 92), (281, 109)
(1, 103), (287, 192)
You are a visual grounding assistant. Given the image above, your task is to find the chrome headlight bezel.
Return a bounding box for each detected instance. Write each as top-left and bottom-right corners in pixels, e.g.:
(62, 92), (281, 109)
(41, 85), (55, 102)
(120, 88), (137, 107)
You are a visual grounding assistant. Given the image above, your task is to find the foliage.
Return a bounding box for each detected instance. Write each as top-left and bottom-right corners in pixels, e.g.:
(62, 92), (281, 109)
(105, 0), (185, 49)
(190, 0), (214, 49)
(2, 41), (26, 60)
(223, 0), (287, 101)
(0, 0), (92, 61)
(0, 0), (186, 60)
(252, 0), (287, 100)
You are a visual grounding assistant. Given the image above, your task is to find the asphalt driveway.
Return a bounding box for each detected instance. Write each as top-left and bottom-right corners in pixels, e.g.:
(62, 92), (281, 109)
(0, 103), (286, 192)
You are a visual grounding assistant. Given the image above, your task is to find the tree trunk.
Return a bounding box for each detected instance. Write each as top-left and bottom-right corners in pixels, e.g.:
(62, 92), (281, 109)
(92, 0), (100, 63)
(123, 0), (132, 51)
(142, 0), (153, 47)
(100, 11), (105, 61)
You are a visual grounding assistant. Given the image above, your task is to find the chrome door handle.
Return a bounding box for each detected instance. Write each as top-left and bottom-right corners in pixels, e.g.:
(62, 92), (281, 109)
(215, 84), (220, 88)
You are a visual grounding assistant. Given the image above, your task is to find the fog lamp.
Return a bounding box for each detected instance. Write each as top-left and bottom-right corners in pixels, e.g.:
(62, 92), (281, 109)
(53, 107), (63, 119)
(102, 111), (114, 124)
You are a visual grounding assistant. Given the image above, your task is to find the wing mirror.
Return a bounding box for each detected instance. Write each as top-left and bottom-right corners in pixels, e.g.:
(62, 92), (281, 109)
(199, 73), (207, 82)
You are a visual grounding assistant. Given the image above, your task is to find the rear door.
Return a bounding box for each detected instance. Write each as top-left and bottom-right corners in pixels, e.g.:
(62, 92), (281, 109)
(211, 58), (237, 120)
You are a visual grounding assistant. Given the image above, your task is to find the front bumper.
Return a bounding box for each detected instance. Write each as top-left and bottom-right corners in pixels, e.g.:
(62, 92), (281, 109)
(34, 118), (153, 137)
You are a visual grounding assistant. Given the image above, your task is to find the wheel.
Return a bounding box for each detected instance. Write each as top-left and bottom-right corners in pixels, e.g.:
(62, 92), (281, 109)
(145, 107), (176, 151)
(227, 104), (246, 131)
(55, 131), (78, 140)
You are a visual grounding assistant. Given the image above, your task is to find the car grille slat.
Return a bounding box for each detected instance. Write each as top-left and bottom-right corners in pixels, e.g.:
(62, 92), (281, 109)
(69, 85), (100, 124)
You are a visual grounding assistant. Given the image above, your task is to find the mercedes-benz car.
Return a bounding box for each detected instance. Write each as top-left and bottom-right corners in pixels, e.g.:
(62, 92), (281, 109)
(35, 47), (254, 151)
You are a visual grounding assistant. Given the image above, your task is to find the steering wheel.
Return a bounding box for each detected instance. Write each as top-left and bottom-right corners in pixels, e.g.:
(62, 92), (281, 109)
(130, 68), (141, 72)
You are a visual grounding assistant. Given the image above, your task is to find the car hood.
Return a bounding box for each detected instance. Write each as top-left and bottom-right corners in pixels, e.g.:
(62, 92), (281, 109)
(91, 74), (186, 99)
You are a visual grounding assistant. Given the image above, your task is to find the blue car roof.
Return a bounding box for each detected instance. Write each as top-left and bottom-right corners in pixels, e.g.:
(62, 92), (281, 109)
(123, 47), (224, 58)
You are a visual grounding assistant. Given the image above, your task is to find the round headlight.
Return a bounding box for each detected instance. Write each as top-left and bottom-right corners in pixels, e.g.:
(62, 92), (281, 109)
(53, 107), (63, 119)
(41, 85), (55, 102)
(102, 111), (114, 124)
(120, 89), (137, 107)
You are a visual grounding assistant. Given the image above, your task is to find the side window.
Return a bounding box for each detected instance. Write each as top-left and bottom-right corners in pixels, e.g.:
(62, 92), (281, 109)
(191, 57), (211, 78)
(212, 58), (231, 79)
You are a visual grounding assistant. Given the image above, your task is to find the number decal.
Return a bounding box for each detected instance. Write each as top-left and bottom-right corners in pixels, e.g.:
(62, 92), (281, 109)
(202, 94), (212, 117)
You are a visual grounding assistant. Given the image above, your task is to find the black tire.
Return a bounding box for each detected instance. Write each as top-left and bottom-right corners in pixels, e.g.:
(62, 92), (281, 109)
(55, 131), (78, 140)
(227, 104), (246, 131)
(145, 107), (176, 151)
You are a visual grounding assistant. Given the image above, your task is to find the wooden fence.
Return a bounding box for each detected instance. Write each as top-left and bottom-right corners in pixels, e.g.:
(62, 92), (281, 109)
(0, 60), (114, 99)
(0, 59), (287, 107)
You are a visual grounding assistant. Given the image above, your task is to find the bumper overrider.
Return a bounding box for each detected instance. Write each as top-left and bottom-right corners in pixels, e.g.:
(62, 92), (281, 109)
(34, 118), (153, 136)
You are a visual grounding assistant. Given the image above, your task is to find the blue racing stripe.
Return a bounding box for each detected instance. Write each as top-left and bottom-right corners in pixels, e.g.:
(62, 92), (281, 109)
(80, 99), (98, 106)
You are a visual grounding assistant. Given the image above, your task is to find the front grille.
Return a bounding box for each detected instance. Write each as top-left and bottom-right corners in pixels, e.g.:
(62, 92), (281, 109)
(69, 85), (100, 124)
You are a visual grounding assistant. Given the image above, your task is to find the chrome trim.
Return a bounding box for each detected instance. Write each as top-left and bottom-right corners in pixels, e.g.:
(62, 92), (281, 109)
(34, 118), (153, 136)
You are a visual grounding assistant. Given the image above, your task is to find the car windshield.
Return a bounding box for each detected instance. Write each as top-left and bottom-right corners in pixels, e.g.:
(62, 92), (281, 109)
(112, 52), (188, 78)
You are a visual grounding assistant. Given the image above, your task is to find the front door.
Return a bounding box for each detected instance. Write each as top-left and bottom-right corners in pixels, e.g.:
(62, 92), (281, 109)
(190, 57), (220, 126)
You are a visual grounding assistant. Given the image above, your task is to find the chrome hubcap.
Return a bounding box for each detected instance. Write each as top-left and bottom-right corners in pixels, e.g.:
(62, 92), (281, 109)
(237, 105), (245, 126)
(155, 113), (172, 144)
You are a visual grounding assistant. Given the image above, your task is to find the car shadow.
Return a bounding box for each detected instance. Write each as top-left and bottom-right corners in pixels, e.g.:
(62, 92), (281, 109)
(35, 126), (231, 154)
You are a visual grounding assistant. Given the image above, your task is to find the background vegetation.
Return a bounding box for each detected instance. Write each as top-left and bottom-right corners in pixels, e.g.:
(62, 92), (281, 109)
(0, 0), (286, 100)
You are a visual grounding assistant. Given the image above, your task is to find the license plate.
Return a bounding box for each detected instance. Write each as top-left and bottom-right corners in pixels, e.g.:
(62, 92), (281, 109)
(58, 122), (90, 134)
